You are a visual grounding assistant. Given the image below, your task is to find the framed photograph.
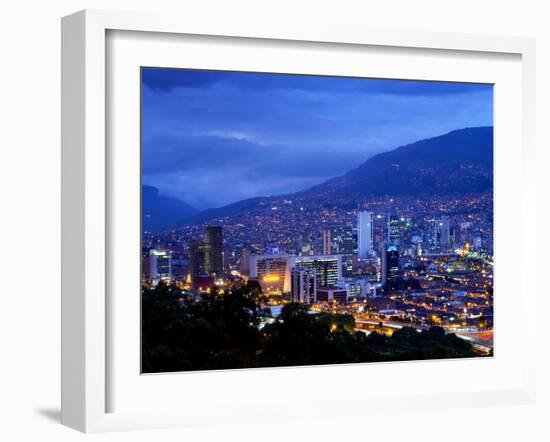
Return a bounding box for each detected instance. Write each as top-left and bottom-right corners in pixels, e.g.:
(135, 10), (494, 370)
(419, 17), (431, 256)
(61, 9), (537, 432)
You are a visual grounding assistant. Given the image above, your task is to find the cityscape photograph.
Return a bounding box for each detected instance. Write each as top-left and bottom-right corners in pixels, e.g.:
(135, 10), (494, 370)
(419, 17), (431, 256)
(141, 67), (494, 373)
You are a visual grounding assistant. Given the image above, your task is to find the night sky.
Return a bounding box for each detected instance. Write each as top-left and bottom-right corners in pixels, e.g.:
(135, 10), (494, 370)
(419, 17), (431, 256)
(142, 68), (493, 210)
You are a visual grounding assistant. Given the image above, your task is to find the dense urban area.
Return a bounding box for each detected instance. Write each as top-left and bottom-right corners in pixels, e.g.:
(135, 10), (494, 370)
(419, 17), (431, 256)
(142, 190), (493, 371)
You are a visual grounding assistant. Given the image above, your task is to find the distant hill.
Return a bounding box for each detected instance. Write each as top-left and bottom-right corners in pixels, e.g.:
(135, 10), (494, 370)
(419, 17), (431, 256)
(303, 126), (493, 200)
(142, 185), (197, 232)
(184, 127), (493, 225)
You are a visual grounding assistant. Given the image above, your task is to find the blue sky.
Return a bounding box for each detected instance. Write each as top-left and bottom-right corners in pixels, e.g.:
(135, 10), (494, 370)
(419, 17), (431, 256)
(142, 68), (493, 210)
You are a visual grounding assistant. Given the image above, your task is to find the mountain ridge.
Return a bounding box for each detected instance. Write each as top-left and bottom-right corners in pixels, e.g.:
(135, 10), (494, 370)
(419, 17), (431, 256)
(182, 127), (493, 225)
(142, 185), (198, 232)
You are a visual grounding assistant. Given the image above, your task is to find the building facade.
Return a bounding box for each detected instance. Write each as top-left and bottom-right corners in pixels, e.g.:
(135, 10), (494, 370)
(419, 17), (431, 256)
(290, 268), (317, 303)
(387, 214), (400, 245)
(316, 287), (348, 304)
(381, 244), (400, 286)
(149, 249), (172, 283)
(204, 226), (223, 276)
(357, 211), (373, 258)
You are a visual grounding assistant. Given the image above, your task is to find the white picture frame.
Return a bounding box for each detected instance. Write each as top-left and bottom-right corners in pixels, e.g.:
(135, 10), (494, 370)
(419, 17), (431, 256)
(61, 9), (537, 433)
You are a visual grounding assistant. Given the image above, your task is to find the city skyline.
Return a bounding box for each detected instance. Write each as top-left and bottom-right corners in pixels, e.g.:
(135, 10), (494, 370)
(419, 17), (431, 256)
(142, 68), (493, 210)
(141, 69), (494, 373)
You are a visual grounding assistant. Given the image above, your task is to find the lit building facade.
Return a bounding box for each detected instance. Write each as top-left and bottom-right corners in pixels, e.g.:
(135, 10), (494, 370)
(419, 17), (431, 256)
(387, 214), (400, 245)
(189, 239), (208, 290)
(250, 253), (292, 293)
(240, 248), (251, 275)
(357, 211), (374, 258)
(322, 225), (354, 255)
(204, 226), (223, 276)
(322, 225), (354, 278)
(290, 268), (317, 303)
(316, 287), (348, 304)
(439, 216), (451, 248)
(149, 249), (172, 283)
(381, 244), (400, 286)
(291, 255), (342, 288)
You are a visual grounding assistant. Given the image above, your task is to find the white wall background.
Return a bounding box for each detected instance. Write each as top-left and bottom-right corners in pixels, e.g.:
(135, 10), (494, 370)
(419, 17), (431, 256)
(0, 1), (548, 440)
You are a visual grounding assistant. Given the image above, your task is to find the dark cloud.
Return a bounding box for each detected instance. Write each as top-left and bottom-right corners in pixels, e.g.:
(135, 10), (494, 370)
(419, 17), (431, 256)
(142, 69), (493, 208)
(142, 67), (492, 96)
(142, 132), (338, 209)
(142, 68), (225, 91)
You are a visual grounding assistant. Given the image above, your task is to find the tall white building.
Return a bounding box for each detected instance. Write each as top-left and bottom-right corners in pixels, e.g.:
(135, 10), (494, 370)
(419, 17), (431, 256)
(149, 249), (172, 283)
(357, 211), (373, 258)
(290, 268), (317, 303)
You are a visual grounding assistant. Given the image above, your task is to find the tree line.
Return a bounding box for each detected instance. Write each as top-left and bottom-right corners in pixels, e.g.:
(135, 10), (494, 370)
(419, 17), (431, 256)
(142, 281), (478, 373)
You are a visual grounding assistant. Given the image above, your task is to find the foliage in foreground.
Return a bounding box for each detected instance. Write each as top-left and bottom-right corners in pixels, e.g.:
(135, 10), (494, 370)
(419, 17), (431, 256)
(142, 282), (477, 373)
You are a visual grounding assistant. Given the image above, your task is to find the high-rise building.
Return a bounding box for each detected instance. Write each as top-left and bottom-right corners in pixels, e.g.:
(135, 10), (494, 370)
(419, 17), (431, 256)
(322, 225), (353, 278)
(292, 255), (342, 288)
(381, 244), (400, 286)
(387, 214), (400, 245)
(189, 240), (207, 290)
(240, 248), (251, 275)
(322, 225), (354, 255)
(357, 211), (374, 258)
(290, 268), (317, 303)
(439, 216), (451, 248)
(204, 226), (223, 276)
(149, 249), (172, 282)
(169, 250), (189, 282)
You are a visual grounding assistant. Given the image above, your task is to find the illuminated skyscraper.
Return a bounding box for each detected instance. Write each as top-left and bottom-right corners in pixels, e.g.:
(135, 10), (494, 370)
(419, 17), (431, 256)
(292, 255), (342, 288)
(204, 226), (223, 276)
(439, 216), (451, 248)
(189, 240), (207, 290)
(149, 249), (172, 283)
(387, 214), (400, 245)
(290, 268), (317, 303)
(240, 248), (251, 275)
(322, 225), (354, 278)
(357, 211), (373, 258)
(381, 244), (400, 286)
(322, 225), (354, 255)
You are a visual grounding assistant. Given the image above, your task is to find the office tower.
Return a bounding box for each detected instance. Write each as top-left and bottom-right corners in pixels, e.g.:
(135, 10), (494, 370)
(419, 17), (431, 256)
(426, 218), (439, 250)
(169, 250), (189, 282)
(357, 211), (374, 258)
(439, 216), (451, 248)
(250, 252), (292, 293)
(292, 255), (342, 288)
(290, 268), (317, 303)
(189, 240), (207, 290)
(322, 225), (354, 255)
(322, 225), (354, 278)
(387, 214), (400, 245)
(149, 249), (172, 282)
(204, 226), (223, 276)
(381, 244), (400, 286)
(240, 248), (251, 275)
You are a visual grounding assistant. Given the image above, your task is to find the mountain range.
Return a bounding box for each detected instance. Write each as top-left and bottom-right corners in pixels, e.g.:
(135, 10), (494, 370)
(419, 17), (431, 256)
(144, 127), (493, 230)
(142, 185), (197, 232)
(302, 125), (493, 201)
